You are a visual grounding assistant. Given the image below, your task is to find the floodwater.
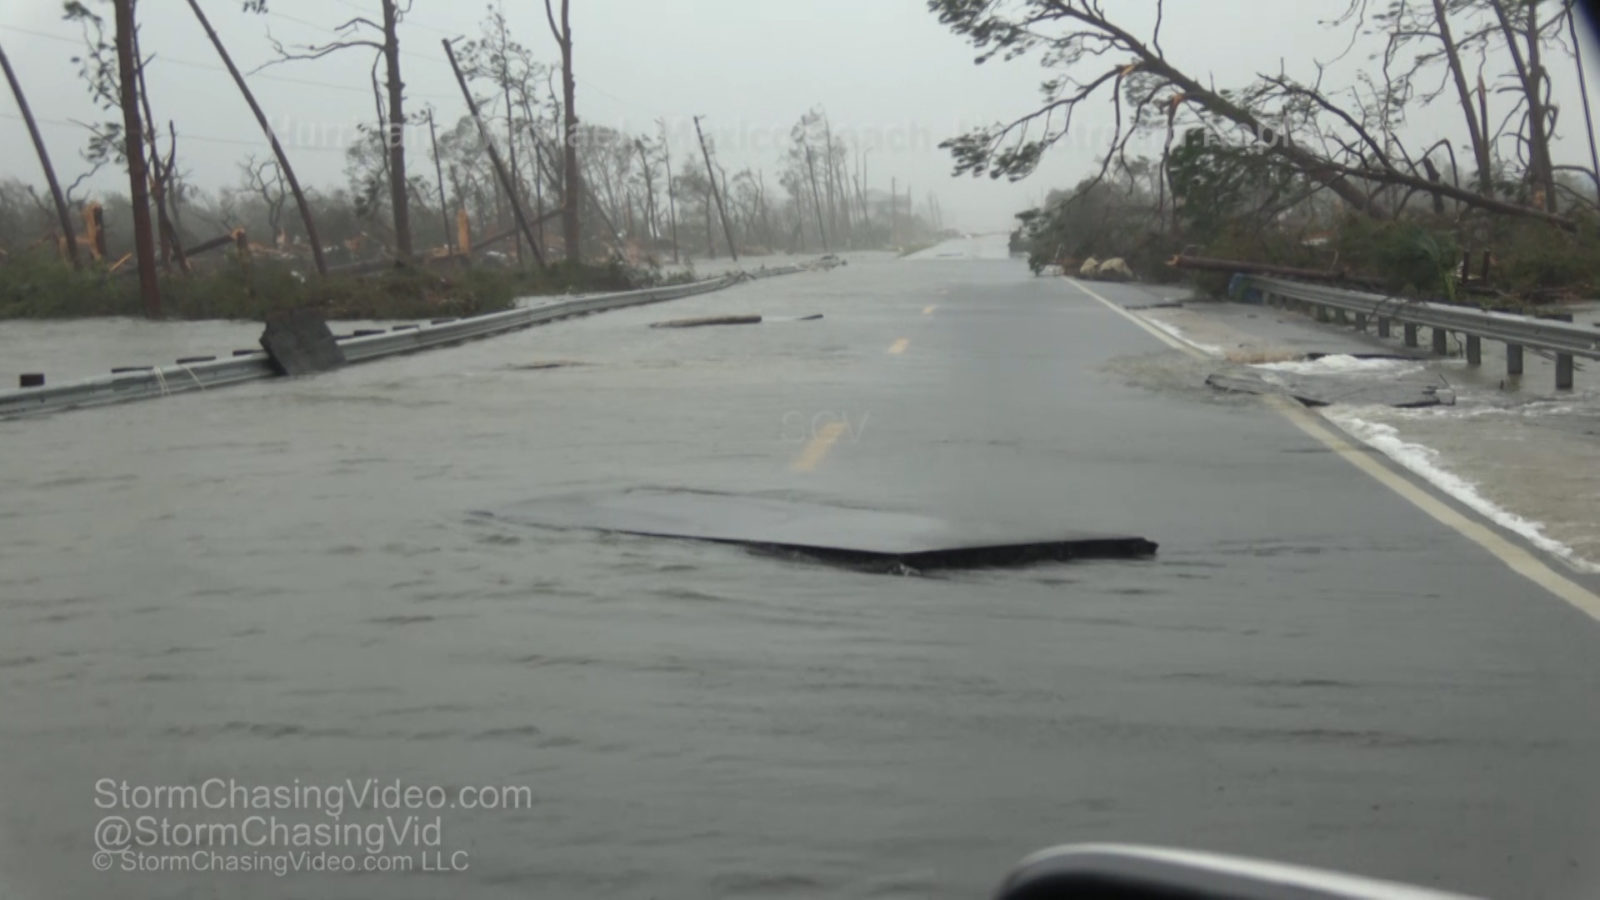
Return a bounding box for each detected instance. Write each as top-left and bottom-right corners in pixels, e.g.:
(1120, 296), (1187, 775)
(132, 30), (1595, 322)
(2, 248), (1599, 900)
(1138, 298), (1600, 573)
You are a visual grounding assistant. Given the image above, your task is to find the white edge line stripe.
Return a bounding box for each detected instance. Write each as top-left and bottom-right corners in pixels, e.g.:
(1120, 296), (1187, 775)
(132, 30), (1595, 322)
(1062, 277), (1600, 622)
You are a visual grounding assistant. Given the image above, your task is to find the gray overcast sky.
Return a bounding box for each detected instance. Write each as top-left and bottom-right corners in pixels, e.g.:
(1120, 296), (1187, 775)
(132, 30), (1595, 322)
(2, 0), (1599, 231)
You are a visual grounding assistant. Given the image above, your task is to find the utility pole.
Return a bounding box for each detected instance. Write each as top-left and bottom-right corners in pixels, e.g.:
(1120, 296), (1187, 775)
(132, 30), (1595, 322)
(693, 116), (737, 261)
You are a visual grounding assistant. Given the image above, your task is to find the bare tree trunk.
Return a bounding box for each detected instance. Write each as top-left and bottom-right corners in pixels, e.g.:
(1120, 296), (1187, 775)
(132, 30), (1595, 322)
(164, 122), (187, 240)
(502, 91), (521, 261)
(0, 40), (78, 267)
(636, 139), (659, 243)
(533, 141), (546, 258)
(442, 38), (544, 267)
(380, 0), (413, 259)
(1522, 0), (1557, 212)
(759, 170), (775, 249)
(890, 176), (897, 246)
(132, 27), (184, 272)
(427, 111), (452, 255)
(1567, 2), (1600, 206)
(577, 159), (624, 252)
(855, 150), (870, 237)
(718, 165), (737, 246)
(693, 117), (738, 261)
(659, 121), (680, 264)
(185, 0), (325, 275)
(822, 115), (851, 247)
(805, 144), (829, 252)
(1489, 0), (1558, 211)
(546, 0), (581, 262)
(1430, 0), (1494, 195)
(113, 0), (160, 316)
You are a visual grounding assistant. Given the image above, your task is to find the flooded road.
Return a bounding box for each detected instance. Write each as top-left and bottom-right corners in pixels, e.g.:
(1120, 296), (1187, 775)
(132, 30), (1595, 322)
(2, 246), (1598, 899)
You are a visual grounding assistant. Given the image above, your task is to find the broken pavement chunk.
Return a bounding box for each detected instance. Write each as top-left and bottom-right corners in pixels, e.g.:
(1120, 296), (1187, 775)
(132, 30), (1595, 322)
(1205, 368), (1455, 408)
(259, 308), (346, 376)
(477, 489), (1157, 572)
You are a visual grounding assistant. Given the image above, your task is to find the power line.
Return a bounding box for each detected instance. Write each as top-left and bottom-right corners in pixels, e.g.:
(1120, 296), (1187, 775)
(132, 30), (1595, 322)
(0, 23), (458, 100)
(261, 9), (453, 66)
(0, 110), (351, 153)
(0, 24), (91, 47)
(327, 0), (461, 38)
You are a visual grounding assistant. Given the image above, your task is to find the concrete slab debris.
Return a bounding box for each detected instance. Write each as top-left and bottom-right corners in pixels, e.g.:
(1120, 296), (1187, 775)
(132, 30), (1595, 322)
(477, 488), (1158, 572)
(259, 309), (346, 376)
(1205, 368), (1455, 408)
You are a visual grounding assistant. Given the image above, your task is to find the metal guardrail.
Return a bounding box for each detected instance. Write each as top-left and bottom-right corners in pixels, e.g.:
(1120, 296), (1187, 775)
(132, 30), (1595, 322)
(1, 260), (833, 420)
(1238, 275), (1598, 390)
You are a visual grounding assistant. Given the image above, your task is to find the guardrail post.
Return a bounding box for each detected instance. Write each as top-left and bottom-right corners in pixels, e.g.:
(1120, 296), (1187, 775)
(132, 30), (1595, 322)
(1378, 318), (1391, 338)
(1431, 328), (1449, 355)
(1354, 313), (1367, 331)
(1404, 323), (1419, 347)
(1556, 354), (1574, 390)
(1465, 335), (1481, 366)
(1316, 305), (1330, 323)
(1506, 344), (1524, 375)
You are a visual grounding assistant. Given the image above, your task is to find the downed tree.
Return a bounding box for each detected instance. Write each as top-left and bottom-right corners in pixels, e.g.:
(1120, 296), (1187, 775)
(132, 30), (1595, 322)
(928, 0), (1582, 231)
(0, 40), (78, 267)
(187, 0), (326, 276)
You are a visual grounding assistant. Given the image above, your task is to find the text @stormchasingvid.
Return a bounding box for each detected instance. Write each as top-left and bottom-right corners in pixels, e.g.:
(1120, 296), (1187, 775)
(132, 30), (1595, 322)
(90, 777), (531, 877)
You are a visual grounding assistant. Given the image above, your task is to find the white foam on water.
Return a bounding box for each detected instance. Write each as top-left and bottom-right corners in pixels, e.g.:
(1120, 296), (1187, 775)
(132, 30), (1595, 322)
(1254, 355), (1425, 377)
(1325, 409), (1600, 574)
(1142, 318), (1226, 356)
(1381, 399), (1588, 421)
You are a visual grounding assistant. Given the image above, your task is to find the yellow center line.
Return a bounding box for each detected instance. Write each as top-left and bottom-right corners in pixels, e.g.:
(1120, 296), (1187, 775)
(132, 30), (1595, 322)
(923, 305), (937, 315)
(790, 421), (849, 473)
(888, 338), (910, 355)
(1062, 277), (1600, 622)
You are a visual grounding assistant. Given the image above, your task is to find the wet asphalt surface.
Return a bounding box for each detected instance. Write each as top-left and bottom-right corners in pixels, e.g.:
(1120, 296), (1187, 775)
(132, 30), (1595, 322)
(0, 248), (1597, 899)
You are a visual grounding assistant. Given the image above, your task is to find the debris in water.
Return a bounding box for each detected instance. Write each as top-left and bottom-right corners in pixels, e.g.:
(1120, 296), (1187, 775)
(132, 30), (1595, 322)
(507, 360), (587, 371)
(259, 309), (346, 376)
(476, 488), (1158, 573)
(651, 315), (762, 328)
(1224, 350), (1302, 364)
(1205, 367), (1455, 408)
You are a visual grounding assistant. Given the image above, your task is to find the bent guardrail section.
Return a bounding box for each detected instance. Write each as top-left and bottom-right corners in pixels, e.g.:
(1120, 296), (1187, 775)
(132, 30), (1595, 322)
(1238, 275), (1598, 390)
(2, 260), (833, 420)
